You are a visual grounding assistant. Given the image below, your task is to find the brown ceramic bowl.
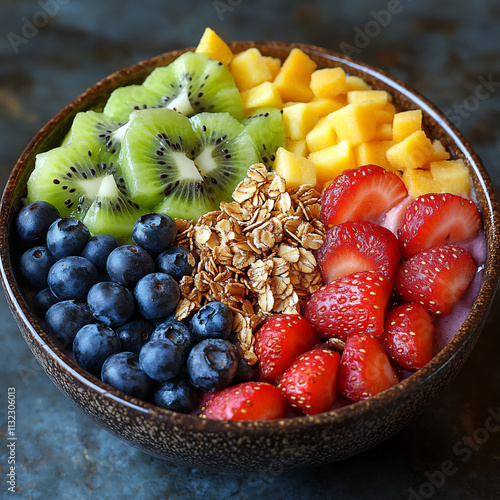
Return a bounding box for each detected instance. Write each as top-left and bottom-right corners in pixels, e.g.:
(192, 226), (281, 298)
(1, 42), (499, 471)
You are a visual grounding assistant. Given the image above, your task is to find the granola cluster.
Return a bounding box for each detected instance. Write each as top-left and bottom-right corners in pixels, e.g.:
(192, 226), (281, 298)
(174, 163), (325, 364)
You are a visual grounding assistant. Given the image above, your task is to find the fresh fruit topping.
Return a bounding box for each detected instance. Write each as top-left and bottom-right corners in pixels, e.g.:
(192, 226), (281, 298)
(153, 376), (202, 414)
(189, 301), (234, 341)
(87, 281), (135, 327)
(16, 200), (60, 243)
(304, 270), (392, 340)
(117, 318), (154, 355)
(254, 313), (317, 382)
(106, 244), (155, 288)
(315, 220), (400, 283)
(19, 246), (56, 289)
(200, 381), (288, 421)
(81, 233), (119, 273)
(187, 338), (239, 392)
(46, 217), (91, 259)
(320, 164), (408, 227)
(277, 348), (340, 415)
(132, 212), (177, 255)
(31, 287), (60, 317)
(101, 352), (153, 399)
(338, 334), (399, 401)
(133, 272), (180, 319)
(151, 319), (194, 359)
(381, 303), (434, 370)
(394, 245), (477, 316)
(397, 193), (482, 259)
(139, 338), (184, 382)
(143, 51), (243, 120)
(119, 108), (258, 221)
(156, 246), (196, 282)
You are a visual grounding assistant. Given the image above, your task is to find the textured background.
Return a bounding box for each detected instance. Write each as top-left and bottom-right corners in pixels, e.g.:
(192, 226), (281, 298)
(1, 1), (499, 499)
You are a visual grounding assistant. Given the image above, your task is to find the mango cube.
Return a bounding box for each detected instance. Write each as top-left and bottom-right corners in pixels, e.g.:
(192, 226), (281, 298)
(374, 123), (393, 141)
(402, 169), (437, 198)
(282, 103), (320, 140)
(308, 140), (355, 189)
(195, 27), (233, 66)
(285, 138), (308, 157)
(374, 102), (396, 124)
(306, 117), (338, 153)
(346, 75), (372, 91)
(430, 159), (471, 197)
(354, 140), (393, 170)
(240, 81), (283, 112)
(263, 56), (281, 79)
(429, 139), (451, 162)
(273, 147), (316, 189)
(309, 96), (347, 117)
(386, 130), (434, 170)
(229, 48), (273, 92)
(328, 102), (378, 146)
(273, 48), (317, 103)
(392, 110), (423, 143)
(347, 90), (390, 107)
(310, 67), (347, 98)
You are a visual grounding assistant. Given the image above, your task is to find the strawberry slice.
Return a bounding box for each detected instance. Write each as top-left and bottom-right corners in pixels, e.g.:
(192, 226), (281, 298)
(321, 164), (408, 228)
(304, 270), (392, 340)
(315, 220), (401, 283)
(254, 314), (317, 382)
(382, 302), (434, 370)
(338, 334), (399, 401)
(398, 193), (481, 259)
(394, 245), (477, 316)
(200, 381), (288, 421)
(278, 348), (340, 415)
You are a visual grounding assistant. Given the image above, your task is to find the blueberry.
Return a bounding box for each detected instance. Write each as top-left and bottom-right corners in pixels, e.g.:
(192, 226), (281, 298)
(73, 324), (121, 376)
(117, 319), (154, 355)
(87, 281), (135, 327)
(153, 376), (201, 413)
(132, 213), (177, 255)
(31, 287), (60, 317)
(19, 246), (56, 288)
(234, 357), (260, 383)
(16, 201), (60, 243)
(187, 338), (238, 392)
(156, 246), (195, 282)
(134, 272), (180, 319)
(48, 255), (99, 300)
(190, 301), (233, 341)
(139, 338), (183, 382)
(106, 244), (155, 288)
(46, 217), (90, 258)
(82, 233), (119, 273)
(45, 300), (94, 348)
(101, 352), (153, 400)
(151, 319), (194, 359)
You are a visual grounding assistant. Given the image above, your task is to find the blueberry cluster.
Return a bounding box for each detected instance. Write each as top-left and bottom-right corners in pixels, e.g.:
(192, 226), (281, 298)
(16, 201), (254, 413)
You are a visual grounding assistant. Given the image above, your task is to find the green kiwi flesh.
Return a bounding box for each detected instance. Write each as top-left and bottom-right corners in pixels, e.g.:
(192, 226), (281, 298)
(143, 51), (243, 121)
(243, 107), (285, 169)
(120, 108), (259, 220)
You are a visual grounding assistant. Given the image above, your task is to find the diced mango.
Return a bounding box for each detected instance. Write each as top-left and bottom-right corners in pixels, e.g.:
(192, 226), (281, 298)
(402, 169), (437, 198)
(229, 48), (273, 92)
(285, 138), (308, 157)
(429, 139), (451, 162)
(347, 90), (390, 107)
(328, 102), (378, 146)
(273, 48), (317, 103)
(374, 102), (396, 124)
(310, 67), (347, 98)
(263, 56), (281, 80)
(392, 110), (423, 143)
(306, 117), (338, 153)
(308, 96), (347, 117)
(273, 147), (316, 189)
(386, 130), (434, 170)
(430, 159), (471, 198)
(345, 75), (372, 91)
(374, 123), (393, 141)
(354, 140), (393, 170)
(282, 103), (320, 140)
(240, 81), (283, 112)
(308, 140), (355, 189)
(195, 27), (233, 66)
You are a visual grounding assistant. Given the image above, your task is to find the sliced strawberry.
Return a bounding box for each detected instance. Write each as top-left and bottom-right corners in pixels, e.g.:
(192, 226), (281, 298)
(382, 302), (434, 370)
(200, 382), (288, 421)
(321, 164), (408, 227)
(254, 314), (317, 382)
(315, 220), (401, 283)
(338, 334), (399, 401)
(394, 245), (477, 316)
(278, 349), (340, 415)
(398, 193), (481, 259)
(304, 270), (392, 340)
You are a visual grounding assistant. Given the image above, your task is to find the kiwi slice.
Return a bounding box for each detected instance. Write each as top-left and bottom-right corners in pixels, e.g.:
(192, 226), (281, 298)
(103, 84), (163, 124)
(243, 107), (285, 169)
(64, 110), (125, 154)
(27, 141), (141, 241)
(120, 107), (259, 220)
(143, 51), (243, 121)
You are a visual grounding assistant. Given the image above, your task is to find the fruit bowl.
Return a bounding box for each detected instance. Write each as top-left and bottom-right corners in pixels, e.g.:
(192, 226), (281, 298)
(1, 41), (499, 471)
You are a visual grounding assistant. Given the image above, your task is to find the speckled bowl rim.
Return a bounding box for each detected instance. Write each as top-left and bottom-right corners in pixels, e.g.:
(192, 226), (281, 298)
(1, 41), (499, 438)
